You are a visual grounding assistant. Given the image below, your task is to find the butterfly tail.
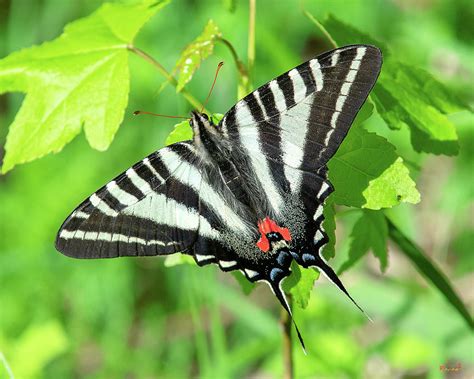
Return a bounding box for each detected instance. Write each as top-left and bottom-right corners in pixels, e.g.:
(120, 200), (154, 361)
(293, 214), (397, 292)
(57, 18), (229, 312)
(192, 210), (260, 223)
(269, 280), (307, 354)
(314, 257), (372, 322)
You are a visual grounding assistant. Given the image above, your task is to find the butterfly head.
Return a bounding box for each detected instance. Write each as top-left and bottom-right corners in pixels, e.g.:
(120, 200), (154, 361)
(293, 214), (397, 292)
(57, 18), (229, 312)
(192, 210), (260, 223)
(189, 111), (218, 138)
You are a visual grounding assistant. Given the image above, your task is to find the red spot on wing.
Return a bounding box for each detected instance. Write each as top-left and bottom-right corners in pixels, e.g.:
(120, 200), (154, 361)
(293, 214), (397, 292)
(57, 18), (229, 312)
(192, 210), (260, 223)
(256, 217), (292, 252)
(256, 236), (270, 252)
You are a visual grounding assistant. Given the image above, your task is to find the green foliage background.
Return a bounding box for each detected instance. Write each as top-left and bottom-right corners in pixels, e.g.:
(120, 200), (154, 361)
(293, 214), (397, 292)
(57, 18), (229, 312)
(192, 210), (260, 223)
(0, 0), (472, 378)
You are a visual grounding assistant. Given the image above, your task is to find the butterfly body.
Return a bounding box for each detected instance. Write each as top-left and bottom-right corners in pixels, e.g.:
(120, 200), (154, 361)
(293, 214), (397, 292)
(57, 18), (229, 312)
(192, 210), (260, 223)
(56, 45), (382, 346)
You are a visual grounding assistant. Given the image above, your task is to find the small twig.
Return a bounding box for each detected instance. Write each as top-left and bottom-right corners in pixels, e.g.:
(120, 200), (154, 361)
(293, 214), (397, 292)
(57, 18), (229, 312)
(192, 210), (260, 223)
(217, 37), (249, 78)
(127, 44), (208, 113)
(304, 11), (338, 48)
(281, 295), (294, 379)
(247, 0), (256, 83)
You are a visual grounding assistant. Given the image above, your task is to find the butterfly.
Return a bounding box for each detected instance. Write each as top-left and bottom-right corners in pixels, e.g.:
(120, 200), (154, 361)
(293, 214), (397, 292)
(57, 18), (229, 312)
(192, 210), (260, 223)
(56, 44), (382, 350)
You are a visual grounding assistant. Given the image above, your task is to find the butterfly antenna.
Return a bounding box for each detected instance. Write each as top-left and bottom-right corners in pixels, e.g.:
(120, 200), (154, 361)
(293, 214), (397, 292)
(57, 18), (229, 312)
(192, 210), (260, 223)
(315, 258), (373, 322)
(133, 110), (190, 120)
(200, 61), (224, 114)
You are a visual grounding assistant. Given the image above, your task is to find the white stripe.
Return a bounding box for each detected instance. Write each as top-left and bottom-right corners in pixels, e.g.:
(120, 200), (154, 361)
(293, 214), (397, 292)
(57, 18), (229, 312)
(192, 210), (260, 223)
(317, 182), (330, 198)
(159, 149), (251, 234)
(341, 82), (351, 95)
(335, 95), (347, 112)
(253, 90), (268, 117)
(321, 47), (367, 149)
(346, 69), (358, 83)
(59, 229), (174, 246)
(331, 52), (340, 66)
(268, 79), (287, 113)
(143, 157), (165, 184)
(219, 260), (237, 268)
(309, 59), (323, 91)
(280, 98), (313, 193)
(196, 254), (214, 262)
(244, 269), (259, 279)
(313, 205), (323, 221)
(126, 168), (152, 195)
(74, 211), (89, 219)
(324, 128), (335, 146)
(89, 193), (117, 217)
(122, 192), (218, 239)
(236, 103), (284, 212)
(288, 68), (306, 104)
(314, 229), (324, 243)
(106, 180), (137, 207)
(330, 111), (339, 129)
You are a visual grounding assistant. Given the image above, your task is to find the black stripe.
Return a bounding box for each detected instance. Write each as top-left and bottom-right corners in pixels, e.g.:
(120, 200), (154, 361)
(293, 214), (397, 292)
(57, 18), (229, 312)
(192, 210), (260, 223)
(276, 75), (296, 109)
(257, 83), (278, 117)
(116, 174), (144, 200)
(133, 160), (163, 189)
(148, 152), (172, 182)
(296, 63), (316, 97)
(96, 186), (127, 212)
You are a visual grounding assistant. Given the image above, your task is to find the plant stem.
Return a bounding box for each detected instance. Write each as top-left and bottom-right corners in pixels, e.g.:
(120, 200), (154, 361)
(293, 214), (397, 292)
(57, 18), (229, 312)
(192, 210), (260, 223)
(281, 295), (294, 379)
(304, 11), (338, 48)
(247, 0), (256, 84)
(127, 44), (207, 113)
(217, 37), (249, 78)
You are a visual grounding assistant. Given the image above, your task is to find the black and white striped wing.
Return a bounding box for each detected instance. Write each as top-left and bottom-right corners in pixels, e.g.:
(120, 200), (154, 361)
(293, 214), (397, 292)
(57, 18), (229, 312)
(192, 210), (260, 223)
(56, 142), (216, 258)
(220, 45), (381, 206)
(217, 45), (382, 308)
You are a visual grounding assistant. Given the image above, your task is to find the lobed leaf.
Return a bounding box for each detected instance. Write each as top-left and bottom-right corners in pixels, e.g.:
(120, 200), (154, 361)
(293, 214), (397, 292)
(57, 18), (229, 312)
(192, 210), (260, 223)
(329, 123), (420, 209)
(0, 0), (169, 173)
(338, 210), (388, 274)
(282, 261), (319, 309)
(308, 13), (465, 156)
(174, 20), (222, 92)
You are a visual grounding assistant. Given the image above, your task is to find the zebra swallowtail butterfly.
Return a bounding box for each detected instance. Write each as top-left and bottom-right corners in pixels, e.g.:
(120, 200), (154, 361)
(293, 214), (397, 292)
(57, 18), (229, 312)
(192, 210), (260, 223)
(56, 45), (382, 350)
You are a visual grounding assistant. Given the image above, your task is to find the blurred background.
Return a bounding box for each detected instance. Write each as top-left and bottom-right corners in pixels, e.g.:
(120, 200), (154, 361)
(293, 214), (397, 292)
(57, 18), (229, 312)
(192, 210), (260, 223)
(0, 0), (472, 378)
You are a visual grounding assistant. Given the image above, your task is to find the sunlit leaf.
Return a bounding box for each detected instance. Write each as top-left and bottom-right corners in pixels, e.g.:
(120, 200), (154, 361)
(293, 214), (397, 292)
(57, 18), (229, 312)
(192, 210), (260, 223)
(329, 124), (420, 209)
(339, 210), (388, 274)
(0, 0), (169, 173)
(165, 113), (223, 145)
(362, 157), (420, 210)
(164, 253), (196, 267)
(165, 119), (192, 145)
(174, 19), (222, 92)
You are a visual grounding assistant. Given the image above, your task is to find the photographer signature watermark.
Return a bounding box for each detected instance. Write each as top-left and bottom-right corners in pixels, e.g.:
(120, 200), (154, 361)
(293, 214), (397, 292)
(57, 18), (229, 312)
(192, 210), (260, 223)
(440, 362), (462, 372)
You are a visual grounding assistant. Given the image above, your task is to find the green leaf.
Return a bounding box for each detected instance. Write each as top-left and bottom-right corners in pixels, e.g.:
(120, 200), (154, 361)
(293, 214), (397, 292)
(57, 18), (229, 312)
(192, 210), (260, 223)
(310, 13), (464, 156)
(329, 123), (420, 209)
(362, 157), (420, 209)
(163, 253), (196, 267)
(339, 210), (388, 274)
(165, 120), (193, 145)
(387, 217), (474, 330)
(166, 113), (223, 145)
(282, 261), (319, 309)
(232, 271), (255, 295)
(174, 19), (222, 92)
(0, 0), (168, 173)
